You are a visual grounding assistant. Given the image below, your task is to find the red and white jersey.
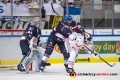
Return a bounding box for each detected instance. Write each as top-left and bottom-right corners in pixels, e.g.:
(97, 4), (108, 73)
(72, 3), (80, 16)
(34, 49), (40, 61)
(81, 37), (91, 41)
(65, 32), (94, 54)
(64, 32), (84, 53)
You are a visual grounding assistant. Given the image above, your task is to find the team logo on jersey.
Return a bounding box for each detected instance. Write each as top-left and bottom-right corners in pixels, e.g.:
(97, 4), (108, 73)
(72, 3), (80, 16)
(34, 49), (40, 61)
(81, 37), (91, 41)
(54, 44), (61, 53)
(116, 42), (120, 55)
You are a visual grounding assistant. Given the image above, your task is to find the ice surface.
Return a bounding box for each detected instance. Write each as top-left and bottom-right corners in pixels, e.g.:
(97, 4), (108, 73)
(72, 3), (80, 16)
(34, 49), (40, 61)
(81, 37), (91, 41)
(0, 62), (120, 80)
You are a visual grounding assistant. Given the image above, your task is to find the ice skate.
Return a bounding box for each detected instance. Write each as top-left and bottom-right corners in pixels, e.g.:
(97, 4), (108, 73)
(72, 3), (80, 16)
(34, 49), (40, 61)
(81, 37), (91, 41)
(17, 64), (29, 74)
(17, 70), (29, 74)
(65, 68), (74, 76)
(39, 66), (46, 73)
(64, 64), (72, 74)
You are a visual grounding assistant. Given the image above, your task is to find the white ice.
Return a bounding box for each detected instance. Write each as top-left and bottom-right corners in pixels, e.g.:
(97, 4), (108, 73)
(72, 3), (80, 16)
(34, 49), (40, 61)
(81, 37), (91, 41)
(0, 62), (120, 80)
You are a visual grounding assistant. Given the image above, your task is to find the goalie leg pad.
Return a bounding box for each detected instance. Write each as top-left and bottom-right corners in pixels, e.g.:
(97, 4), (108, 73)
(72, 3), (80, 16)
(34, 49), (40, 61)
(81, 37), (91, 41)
(19, 50), (35, 71)
(32, 49), (43, 71)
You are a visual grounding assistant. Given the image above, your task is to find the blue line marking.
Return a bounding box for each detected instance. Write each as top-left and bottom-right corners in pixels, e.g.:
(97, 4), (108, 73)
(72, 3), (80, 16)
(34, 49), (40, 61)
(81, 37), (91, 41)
(0, 34), (120, 37)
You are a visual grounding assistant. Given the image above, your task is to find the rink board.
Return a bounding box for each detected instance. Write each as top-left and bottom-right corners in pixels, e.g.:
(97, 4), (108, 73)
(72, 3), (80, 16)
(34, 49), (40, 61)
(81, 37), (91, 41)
(0, 56), (119, 65)
(1, 33), (120, 65)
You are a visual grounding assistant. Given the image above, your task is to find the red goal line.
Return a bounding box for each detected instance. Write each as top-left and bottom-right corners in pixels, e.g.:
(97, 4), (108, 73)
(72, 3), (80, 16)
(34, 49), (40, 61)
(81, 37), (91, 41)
(0, 29), (25, 32)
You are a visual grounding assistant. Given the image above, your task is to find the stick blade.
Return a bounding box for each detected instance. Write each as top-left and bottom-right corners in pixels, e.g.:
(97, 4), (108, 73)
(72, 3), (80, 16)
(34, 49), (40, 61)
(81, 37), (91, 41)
(111, 63), (116, 67)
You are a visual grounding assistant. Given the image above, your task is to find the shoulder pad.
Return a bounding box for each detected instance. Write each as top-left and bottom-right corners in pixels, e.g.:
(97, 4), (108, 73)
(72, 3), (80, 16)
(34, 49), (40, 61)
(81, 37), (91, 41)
(28, 25), (34, 31)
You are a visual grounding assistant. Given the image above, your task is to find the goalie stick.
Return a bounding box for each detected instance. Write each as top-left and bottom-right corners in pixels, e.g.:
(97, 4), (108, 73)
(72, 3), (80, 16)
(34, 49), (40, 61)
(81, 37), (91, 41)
(84, 45), (116, 67)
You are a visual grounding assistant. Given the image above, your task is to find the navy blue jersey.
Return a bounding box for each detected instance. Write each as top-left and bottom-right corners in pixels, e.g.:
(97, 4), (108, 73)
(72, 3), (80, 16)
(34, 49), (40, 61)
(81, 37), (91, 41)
(50, 20), (73, 42)
(20, 25), (41, 45)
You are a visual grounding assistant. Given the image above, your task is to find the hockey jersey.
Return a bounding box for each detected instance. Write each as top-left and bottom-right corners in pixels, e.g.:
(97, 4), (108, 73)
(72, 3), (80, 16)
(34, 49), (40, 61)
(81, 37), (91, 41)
(20, 25), (41, 45)
(50, 20), (73, 42)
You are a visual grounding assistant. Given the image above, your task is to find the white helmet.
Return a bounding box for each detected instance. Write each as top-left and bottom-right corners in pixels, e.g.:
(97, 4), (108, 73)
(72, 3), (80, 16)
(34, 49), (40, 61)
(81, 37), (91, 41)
(32, 17), (40, 27)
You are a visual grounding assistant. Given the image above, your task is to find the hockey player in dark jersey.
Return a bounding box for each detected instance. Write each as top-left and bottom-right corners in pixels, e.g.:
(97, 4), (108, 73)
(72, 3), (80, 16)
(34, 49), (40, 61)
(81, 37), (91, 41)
(39, 14), (76, 72)
(17, 17), (42, 73)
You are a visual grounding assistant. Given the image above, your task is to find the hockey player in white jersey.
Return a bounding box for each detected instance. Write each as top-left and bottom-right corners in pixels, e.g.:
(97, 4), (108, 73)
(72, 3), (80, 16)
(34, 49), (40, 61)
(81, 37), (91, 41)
(64, 32), (100, 75)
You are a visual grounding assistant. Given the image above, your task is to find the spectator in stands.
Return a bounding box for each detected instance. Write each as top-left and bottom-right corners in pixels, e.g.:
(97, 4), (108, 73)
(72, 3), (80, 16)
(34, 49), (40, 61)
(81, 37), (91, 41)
(44, 0), (50, 3)
(14, 0), (21, 5)
(61, 0), (75, 7)
(28, 0), (39, 9)
(21, 0), (31, 4)
(44, 0), (59, 3)
(1, 0), (10, 4)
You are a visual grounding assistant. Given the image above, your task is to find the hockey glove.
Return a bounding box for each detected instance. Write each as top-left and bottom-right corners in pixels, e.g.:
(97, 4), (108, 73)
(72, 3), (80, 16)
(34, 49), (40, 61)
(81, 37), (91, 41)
(91, 51), (100, 59)
(72, 25), (79, 32)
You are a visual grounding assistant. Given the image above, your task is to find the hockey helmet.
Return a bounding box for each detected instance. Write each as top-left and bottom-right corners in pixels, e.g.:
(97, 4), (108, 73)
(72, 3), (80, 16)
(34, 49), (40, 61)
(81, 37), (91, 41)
(32, 17), (40, 27)
(84, 32), (92, 41)
(64, 14), (72, 21)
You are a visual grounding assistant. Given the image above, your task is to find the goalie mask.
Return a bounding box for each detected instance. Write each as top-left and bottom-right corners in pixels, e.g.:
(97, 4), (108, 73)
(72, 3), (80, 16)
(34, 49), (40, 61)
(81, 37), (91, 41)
(32, 17), (40, 27)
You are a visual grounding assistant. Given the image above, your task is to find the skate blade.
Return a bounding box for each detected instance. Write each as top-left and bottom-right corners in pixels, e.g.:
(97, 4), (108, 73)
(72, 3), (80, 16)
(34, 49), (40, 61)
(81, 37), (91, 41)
(39, 70), (44, 73)
(35, 70), (40, 72)
(16, 70), (29, 74)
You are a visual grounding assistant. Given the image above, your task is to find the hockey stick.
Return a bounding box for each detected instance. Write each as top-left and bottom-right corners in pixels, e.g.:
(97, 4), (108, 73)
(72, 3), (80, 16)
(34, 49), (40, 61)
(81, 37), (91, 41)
(84, 45), (116, 67)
